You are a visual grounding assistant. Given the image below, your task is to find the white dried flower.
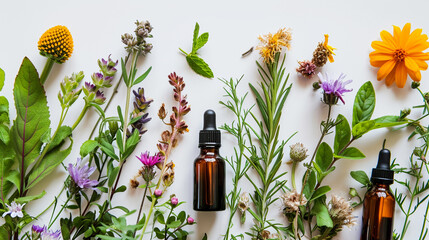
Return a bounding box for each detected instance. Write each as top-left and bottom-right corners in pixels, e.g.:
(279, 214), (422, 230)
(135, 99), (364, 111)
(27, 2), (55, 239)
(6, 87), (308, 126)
(281, 189), (307, 213)
(238, 192), (250, 213)
(329, 195), (356, 228)
(289, 143), (308, 162)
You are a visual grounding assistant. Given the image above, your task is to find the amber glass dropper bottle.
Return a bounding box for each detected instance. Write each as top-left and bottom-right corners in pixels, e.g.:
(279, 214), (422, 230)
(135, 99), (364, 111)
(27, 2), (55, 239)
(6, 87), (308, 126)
(193, 110), (226, 211)
(360, 143), (395, 240)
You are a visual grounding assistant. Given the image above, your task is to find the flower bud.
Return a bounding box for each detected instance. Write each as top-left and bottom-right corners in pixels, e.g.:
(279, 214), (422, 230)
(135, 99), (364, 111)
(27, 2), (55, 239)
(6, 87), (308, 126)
(187, 216), (194, 224)
(411, 81), (420, 89)
(348, 188), (358, 198)
(154, 189), (163, 197)
(289, 143), (308, 162)
(400, 108), (411, 119)
(171, 197), (179, 206)
(312, 81), (321, 90)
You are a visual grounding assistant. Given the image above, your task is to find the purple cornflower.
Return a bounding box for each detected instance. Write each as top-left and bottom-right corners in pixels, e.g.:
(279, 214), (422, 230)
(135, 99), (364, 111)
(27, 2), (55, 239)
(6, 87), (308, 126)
(67, 158), (99, 191)
(2, 201), (24, 218)
(318, 72), (352, 104)
(137, 151), (162, 168)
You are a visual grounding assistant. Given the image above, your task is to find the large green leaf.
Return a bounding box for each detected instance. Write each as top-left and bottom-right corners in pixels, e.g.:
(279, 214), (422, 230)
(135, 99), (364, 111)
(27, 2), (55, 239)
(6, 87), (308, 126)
(350, 170), (371, 187)
(315, 142), (333, 172)
(26, 138), (72, 190)
(352, 81), (375, 127)
(186, 54), (214, 78)
(11, 57), (51, 176)
(352, 115), (407, 138)
(0, 156), (14, 200)
(334, 147), (365, 160)
(45, 125), (72, 153)
(334, 114), (350, 154)
(0, 67), (4, 91)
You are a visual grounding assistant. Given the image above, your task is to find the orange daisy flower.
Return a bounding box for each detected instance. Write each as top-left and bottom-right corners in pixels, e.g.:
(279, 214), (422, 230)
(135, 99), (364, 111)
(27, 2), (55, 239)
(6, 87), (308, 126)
(369, 23), (429, 88)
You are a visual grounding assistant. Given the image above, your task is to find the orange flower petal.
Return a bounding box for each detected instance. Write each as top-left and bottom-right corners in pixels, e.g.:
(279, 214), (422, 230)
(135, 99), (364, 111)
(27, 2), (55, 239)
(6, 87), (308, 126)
(407, 68), (422, 81)
(385, 67), (396, 86)
(371, 41), (395, 53)
(393, 25), (403, 47)
(369, 52), (392, 67)
(404, 57), (419, 72)
(408, 52), (429, 60)
(400, 23), (411, 47)
(377, 60), (396, 80)
(380, 30), (397, 49)
(407, 41), (429, 53)
(395, 62), (408, 88)
(414, 59), (428, 70)
(405, 28), (423, 49)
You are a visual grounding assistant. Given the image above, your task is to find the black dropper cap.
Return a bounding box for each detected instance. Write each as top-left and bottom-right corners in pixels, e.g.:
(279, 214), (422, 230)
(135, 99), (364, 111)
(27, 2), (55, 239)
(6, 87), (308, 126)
(371, 146), (394, 185)
(199, 110), (221, 148)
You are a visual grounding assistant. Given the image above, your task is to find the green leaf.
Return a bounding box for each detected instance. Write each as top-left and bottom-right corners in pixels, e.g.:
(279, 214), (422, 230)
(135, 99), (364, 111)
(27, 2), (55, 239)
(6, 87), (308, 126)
(0, 67), (4, 91)
(352, 81), (375, 127)
(352, 116), (407, 138)
(192, 22), (200, 52)
(0, 125), (9, 144)
(6, 170), (20, 192)
(310, 186), (331, 201)
(157, 213), (165, 224)
(334, 147), (365, 160)
(121, 58), (129, 87)
(0, 96), (9, 125)
(315, 142), (333, 172)
(11, 57), (51, 175)
(202, 233), (208, 240)
(167, 220), (181, 228)
(303, 170), (316, 199)
(334, 114), (350, 154)
(80, 140), (98, 158)
(99, 138), (118, 160)
(186, 54), (214, 78)
(133, 66), (152, 85)
(312, 199), (333, 228)
(350, 170), (371, 186)
(115, 185), (127, 193)
(108, 166), (120, 187)
(14, 190), (46, 204)
(194, 32), (209, 52)
(26, 138), (73, 190)
(0, 157), (14, 199)
(46, 125), (72, 152)
(123, 129), (139, 159)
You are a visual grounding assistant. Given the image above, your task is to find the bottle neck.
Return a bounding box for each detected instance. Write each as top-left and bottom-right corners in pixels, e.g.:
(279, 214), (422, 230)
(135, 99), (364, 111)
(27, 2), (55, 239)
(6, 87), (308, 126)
(199, 146), (220, 155)
(373, 183), (390, 190)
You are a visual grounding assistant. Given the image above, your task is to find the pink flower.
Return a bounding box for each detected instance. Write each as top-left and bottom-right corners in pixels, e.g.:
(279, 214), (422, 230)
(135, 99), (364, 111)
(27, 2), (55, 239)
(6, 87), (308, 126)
(187, 216), (194, 224)
(154, 189), (163, 197)
(137, 151), (162, 168)
(171, 197), (179, 206)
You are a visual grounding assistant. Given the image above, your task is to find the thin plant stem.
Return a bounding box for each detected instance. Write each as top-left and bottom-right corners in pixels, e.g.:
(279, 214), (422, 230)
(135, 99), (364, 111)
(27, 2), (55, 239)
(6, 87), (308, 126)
(71, 105), (89, 130)
(35, 186), (65, 219)
(136, 184), (149, 225)
(419, 201), (429, 240)
(291, 162), (297, 190)
(48, 195), (71, 228)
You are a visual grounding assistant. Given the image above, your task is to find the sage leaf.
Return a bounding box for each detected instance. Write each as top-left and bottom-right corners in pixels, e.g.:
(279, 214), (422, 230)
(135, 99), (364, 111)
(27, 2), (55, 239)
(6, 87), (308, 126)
(334, 114), (350, 154)
(186, 54), (214, 78)
(11, 57), (51, 176)
(351, 170), (371, 187)
(315, 142), (333, 172)
(353, 81), (375, 127)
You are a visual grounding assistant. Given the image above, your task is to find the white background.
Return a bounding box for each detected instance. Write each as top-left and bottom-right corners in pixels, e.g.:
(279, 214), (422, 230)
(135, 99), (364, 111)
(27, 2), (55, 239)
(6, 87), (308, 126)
(1, 0), (429, 239)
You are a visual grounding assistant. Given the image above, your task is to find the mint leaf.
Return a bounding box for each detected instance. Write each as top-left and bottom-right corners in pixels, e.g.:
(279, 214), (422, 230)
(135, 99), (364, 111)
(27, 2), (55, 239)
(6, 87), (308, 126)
(351, 170), (371, 187)
(194, 32), (209, 52)
(11, 57), (51, 175)
(192, 22), (200, 52)
(186, 54), (214, 78)
(353, 81), (375, 127)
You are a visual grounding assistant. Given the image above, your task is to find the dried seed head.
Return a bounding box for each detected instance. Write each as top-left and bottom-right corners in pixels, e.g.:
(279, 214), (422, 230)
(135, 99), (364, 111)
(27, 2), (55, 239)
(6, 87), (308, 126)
(312, 42), (329, 67)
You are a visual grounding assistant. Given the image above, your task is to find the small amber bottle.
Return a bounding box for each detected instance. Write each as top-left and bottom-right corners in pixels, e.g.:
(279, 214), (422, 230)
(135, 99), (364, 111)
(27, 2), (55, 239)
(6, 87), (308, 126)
(193, 110), (226, 211)
(360, 148), (395, 240)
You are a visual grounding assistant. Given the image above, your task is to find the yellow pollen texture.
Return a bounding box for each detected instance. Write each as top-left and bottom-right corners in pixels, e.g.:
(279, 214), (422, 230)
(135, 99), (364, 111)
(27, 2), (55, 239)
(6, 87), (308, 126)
(38, 25), (73, 63)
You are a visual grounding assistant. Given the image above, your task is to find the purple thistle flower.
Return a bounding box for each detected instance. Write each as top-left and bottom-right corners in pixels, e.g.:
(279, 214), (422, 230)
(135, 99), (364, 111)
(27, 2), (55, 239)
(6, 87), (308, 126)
(41, 228), (62, 240)
(32, 225), (45, 233)
(318, 72), (352, 104)
(137, 151), (162, 168)
(67, 158), (99, 190)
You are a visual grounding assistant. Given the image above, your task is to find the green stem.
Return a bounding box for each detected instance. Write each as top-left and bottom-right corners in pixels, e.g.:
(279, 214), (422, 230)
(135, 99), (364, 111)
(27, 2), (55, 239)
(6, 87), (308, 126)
(48, 195), (71, 228)
(35, 186), (65, 219)
(136, 184), (149, 225)
(72, 105), (89, 130)
(291, 162), (297, 190)
(122, 87), (131, 151)
(140, 199), (156, 240)
(419, 201), (429, 240)
(40, 58), (55, 84)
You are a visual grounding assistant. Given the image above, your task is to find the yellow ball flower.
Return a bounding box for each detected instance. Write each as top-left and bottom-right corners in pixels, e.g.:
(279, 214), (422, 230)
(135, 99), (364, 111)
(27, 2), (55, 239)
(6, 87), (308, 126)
(38, 25), (73, 63)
